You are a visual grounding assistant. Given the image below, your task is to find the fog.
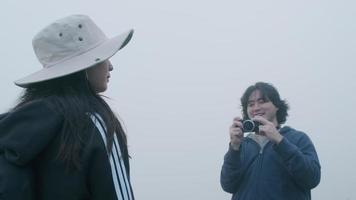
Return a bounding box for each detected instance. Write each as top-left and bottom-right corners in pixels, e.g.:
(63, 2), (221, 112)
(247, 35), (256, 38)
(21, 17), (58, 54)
(1, 0), (355, 199)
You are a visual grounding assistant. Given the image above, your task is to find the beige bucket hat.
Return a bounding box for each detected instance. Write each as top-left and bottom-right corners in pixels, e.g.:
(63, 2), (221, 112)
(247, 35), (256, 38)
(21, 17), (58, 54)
(15, 14), (134, 87)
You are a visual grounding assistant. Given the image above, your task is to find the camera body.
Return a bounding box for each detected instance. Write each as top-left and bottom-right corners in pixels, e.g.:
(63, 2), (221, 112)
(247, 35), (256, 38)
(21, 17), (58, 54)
(242, 119), (260, 133)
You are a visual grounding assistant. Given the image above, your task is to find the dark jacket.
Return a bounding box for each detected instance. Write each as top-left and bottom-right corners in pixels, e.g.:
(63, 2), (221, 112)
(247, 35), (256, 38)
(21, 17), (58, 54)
(220, 126), (321, 200)
(0, 100), (133, 200)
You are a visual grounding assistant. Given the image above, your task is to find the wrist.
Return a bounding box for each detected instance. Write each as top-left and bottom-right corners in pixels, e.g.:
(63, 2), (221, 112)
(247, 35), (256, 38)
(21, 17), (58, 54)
(230, 143), (241, 151)
(275, 135), (283, 144)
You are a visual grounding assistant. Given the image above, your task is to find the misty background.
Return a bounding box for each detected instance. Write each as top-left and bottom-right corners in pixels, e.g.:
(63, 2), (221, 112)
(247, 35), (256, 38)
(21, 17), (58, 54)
(1, 0), (355, 199)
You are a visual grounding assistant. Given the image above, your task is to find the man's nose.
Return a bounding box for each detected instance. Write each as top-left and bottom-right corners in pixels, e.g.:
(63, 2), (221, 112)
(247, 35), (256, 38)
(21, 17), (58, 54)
(252, 103), (261, 111)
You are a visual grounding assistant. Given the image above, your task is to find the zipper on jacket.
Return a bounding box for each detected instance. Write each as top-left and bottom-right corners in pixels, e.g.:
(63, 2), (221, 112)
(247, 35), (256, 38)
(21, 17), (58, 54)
(248, 138), (270, 200)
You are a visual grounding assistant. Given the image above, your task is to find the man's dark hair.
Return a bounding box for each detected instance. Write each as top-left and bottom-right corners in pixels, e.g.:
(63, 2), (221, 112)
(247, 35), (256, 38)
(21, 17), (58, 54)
(240, 82), (289, 125)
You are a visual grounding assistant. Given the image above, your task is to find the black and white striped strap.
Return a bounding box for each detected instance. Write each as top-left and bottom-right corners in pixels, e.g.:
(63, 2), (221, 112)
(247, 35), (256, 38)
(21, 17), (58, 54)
(90, 114), (134, 200)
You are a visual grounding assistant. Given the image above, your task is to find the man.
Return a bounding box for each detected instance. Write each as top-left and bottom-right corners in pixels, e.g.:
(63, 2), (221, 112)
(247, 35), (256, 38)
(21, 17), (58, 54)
(220, 82), (321, 200)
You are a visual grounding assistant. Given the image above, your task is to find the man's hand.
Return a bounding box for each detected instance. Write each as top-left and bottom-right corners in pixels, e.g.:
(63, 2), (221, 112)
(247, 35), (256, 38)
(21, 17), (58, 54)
(229, 117), (244, 150)
(253, 116), (283, 144)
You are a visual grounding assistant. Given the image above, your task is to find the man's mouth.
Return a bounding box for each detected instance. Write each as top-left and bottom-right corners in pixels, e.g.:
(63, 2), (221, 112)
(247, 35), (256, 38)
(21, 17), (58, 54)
(253, 113), (264, 117)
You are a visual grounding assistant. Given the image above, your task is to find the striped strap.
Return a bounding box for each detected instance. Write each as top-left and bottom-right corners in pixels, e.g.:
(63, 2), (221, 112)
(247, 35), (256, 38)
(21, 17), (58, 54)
(90, 114), (134, 200)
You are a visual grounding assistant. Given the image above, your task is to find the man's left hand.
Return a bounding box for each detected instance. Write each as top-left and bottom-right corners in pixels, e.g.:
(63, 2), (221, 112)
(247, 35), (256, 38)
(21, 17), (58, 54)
(252, 116), (283, 144)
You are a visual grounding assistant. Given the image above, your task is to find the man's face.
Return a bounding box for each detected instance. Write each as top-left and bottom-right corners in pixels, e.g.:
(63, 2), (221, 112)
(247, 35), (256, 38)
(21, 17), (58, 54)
(247, 89), (279, 126)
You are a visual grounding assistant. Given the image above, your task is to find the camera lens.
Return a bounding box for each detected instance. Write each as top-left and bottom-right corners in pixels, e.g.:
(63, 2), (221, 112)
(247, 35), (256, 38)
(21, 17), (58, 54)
(242, 120), (259, 133)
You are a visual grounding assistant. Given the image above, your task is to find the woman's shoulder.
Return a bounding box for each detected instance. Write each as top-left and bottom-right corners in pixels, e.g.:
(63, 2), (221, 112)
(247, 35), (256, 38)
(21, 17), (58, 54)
(0, 112), (8, 120)
(0, 99), (64, 165)
(11, 97), (57, 114)
(3, 98), (64, 126)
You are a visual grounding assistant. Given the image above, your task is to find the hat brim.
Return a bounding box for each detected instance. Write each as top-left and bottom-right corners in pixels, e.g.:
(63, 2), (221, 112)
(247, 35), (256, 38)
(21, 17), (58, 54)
(14, 29), (134, 88)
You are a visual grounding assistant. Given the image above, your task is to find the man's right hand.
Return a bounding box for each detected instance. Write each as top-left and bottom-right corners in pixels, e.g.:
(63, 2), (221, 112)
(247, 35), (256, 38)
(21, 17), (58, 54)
(229, 117), (244, 151)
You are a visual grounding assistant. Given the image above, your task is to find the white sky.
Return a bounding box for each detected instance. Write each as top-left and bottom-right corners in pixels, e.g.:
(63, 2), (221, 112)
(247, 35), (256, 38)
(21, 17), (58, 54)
(1, 0), (356, 199)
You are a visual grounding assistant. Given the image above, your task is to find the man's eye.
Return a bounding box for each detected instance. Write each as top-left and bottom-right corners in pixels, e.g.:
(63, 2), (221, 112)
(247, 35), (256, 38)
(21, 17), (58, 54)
(258, 99), (266, 103)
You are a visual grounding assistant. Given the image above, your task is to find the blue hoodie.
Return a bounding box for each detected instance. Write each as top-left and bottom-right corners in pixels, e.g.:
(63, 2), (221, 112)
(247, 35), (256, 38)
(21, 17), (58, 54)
(220, 126), (321, 200)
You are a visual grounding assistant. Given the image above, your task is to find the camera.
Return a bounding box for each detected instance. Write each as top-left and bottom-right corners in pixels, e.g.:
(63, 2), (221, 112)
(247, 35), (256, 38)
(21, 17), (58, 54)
(242, 119), (260, 133)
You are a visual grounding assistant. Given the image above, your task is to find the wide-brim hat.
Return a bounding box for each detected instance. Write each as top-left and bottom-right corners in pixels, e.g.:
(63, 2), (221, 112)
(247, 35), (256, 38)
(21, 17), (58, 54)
(15, 14), (134, 88)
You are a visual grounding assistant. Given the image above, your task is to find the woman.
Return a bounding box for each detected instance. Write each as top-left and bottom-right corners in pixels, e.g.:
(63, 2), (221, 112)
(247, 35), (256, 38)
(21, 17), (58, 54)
(0, 14), (134, 200)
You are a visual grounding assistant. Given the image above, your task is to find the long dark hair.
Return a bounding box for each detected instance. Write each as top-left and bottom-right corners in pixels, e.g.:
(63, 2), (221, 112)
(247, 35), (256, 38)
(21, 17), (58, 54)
(240, 82), (289, 125)
(14, 69), (128, 169)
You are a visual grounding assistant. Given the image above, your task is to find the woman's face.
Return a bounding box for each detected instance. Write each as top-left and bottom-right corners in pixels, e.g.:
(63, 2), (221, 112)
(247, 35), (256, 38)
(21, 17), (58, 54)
(86, 60), (113, 93)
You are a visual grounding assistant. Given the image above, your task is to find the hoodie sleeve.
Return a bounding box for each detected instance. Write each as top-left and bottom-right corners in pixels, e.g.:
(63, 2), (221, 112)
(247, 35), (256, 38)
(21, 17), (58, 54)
(273, 131), (321, 189)
(220, 144), (245, 193)
(0, 100), (63, 165)
(0, 154), (35, 200)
